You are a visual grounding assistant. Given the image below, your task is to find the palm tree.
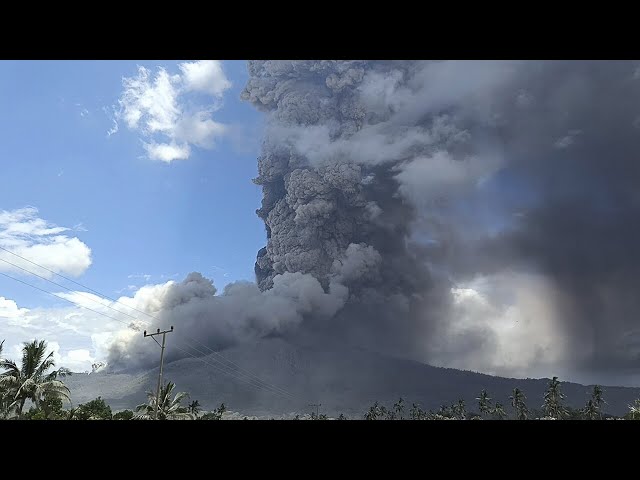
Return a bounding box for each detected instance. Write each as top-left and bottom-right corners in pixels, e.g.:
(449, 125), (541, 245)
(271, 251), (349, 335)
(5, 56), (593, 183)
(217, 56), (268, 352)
(476, 389), (493, 418)
(452, 399), (466, 420)
(510, 388), (529, 420)
(582, 399), (600, 420)
(590, 385), (605, 419)
(0, 339), (71, 417)
(0, 340), (9, 418)
(437, 404), (453, 419)
(364, 401), (383, 420)
(188, 400), (201, 418)
(493, 402), (508, 420)
(542, 376), (567, 419)
(383, 404), (395, 420)
(393, 397), (405, 420)
(134, 381), (193, 420)
(627, 399), (640, 420)
(410, 403), (427, 420)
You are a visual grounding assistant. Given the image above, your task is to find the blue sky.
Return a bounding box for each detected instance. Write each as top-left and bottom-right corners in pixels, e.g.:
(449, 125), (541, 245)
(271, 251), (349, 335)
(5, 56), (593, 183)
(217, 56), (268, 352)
(0, 60), (271, 369)
(0, 60), (265, 308)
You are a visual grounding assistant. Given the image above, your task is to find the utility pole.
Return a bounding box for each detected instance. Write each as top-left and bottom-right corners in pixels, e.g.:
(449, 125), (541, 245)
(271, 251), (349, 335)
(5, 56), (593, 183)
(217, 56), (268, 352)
(144, 326), (173, 420)
(309, 403), (321, 417)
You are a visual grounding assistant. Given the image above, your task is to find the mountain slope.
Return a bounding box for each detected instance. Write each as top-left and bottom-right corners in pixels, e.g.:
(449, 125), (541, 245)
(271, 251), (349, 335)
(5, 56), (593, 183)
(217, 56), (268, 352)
(64, 338), (640, 417)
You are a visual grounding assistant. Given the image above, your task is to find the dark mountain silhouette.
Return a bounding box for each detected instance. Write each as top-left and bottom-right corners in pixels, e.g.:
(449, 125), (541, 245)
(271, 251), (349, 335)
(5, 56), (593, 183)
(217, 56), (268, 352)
(65, 338), (640, 417)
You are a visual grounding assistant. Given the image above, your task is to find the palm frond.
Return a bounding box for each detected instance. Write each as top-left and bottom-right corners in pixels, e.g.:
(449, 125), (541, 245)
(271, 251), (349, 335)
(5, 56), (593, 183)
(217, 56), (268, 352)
(133, 410), (153, 420)
(0, 359), (20, 377)
(172, 391), (190, 404)
(22, 340), (48, 376)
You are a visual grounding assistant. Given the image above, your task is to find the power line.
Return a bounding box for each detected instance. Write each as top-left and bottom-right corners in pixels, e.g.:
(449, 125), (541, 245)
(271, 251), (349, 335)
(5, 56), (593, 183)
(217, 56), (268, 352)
(0, 268), (295, 399)
(0, 270), (137, 327)
(170, 344), (296, 400)
(0, 256), (143, 321)
(0, 253), (295, 399)
(0, 245), (128, 299)
(0, 247), (295, 399)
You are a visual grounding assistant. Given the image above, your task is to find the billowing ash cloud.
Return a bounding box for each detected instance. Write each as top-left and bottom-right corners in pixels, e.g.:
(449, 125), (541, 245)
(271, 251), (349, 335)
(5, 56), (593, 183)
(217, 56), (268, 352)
(106, 272), (347, 369)
(108, 61), (640, 384)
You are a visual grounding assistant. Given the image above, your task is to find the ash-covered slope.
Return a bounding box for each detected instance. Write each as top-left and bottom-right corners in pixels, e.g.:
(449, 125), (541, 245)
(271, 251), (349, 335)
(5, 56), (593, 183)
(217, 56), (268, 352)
(65, 338), (640, 417)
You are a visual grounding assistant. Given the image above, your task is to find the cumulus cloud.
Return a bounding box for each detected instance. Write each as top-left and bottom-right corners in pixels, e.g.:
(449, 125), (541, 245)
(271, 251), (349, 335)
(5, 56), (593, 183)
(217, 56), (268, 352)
(0, 281), (177, 372)
(0, 296), (29, 319)
(46, 342), (96, 373)
(62, 349), (95, 372)
(0, 207), (92, 278)
(111, 61), (231, 163)
(144, 141), (191, 162)
(0, 296), (121, 373)
(179, 60), (232, 97)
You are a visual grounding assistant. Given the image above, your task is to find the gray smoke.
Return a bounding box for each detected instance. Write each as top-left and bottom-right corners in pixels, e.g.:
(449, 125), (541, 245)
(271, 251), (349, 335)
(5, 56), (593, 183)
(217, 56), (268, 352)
(240, 60), (518, 360)
(108, 61), (640, 385)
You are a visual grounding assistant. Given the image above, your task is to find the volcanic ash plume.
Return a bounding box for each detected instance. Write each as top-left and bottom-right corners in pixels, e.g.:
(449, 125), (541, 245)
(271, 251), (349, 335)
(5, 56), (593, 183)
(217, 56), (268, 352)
(108, 61), (640, 384)
(239, 60), (513, 358)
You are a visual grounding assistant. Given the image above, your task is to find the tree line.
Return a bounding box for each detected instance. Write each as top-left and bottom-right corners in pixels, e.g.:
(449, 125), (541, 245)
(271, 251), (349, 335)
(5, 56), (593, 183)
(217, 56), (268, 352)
(359, 381), (615, 420)
(0, 339), (225, 420)
(3, 338), (640, 420)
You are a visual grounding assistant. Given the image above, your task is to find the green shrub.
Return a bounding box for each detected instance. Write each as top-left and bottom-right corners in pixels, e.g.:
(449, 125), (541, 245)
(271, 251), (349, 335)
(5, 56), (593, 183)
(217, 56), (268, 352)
(75, 397), (112, 420)
(113, 409), (134, 420)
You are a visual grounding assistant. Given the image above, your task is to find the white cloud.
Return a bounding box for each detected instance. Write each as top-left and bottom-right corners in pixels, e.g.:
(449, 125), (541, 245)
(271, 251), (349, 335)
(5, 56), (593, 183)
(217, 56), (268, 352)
(43, 342), (95, 373)
(144, 141), (191, 163)
(128, 273), (152, 281)
(0, 207), (92, 278)
(103, 106), (119, 137)
(0, 296), (29, 319)
(63, 349), (95, 372)
(112, 61), (232, 163)
(56, 291), (113, 309)
(0, 281), (172, 372)
(120, 67), (180, 133)
(159, 273), (179, 280)
(179, 60), (232, 97)
(174, 111), (227, 148)
(107, 119), (119, 137)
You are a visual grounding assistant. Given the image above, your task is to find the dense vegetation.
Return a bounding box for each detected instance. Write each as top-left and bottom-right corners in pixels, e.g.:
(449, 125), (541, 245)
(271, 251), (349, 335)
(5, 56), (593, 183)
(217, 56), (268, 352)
(357, 380), (620, 420)
(2, 339), (639, 420)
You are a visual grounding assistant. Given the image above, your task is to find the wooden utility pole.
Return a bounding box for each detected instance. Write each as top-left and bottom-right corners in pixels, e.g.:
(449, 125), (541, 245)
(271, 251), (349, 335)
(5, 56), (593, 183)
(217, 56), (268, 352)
(144, 326), (174, 420)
